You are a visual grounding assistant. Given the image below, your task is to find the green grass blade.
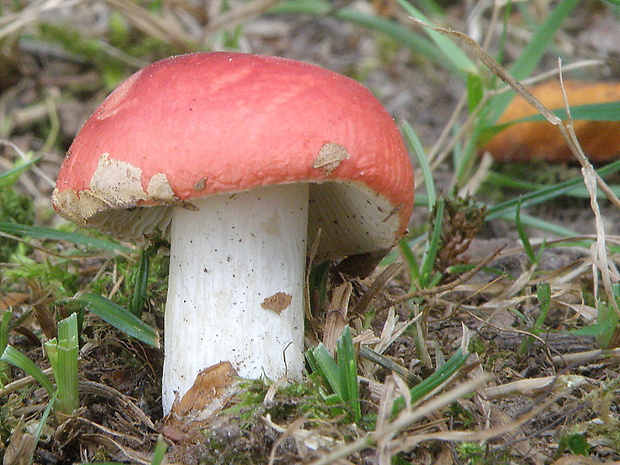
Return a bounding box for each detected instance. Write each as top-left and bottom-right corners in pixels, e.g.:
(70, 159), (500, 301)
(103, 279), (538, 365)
(269, 0), (447, 69)
(0, 311), (11, 379)
(151, 436), (168, 465)
(510, 0), (580, 79)
(394, 0), (477, 78)
(573, 285), (619, 349)
(0, 155), (43, 182)
(45, 313), (80, 414)
(337, 326), (361, 423)
(307, 342), (342, 399)
(0, 222), (132, 254)
(76, 293), (160, 347)
(513, 102), (620, 123)
(487, 0), (581, 122)
(488, 176), (620, 199)
(399, 238), (422, 286)
(420, 198), (444, 288)
(391, 345), (469, 416)
(334, 8), (442, 63)
(487, 161), (620, 206)
(1, 345), (55, 395)
(534, 282), (551, 330)
(495, 211), (578, 237)
(402, 120), (435, 208)
(130, 249), (149, 318)
(467, 72), (485, 113)
(486, 159), (620, 220)
(515, 200), (536, 263)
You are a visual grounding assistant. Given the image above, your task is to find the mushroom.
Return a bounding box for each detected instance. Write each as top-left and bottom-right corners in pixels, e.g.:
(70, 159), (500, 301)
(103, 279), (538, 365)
(52, 52), (415, 413)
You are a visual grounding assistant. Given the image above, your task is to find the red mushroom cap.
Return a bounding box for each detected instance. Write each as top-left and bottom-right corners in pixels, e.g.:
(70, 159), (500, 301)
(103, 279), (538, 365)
(52, 52), (415, 263)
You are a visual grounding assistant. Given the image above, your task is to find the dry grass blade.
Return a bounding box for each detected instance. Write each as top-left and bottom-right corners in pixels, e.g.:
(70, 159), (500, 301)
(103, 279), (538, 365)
(480, 375), (590, 400)
(202, 0), (283, 42)
(264, 414), (344, 455)
(394, 245), (504, 302)
(556, 69), (620, 316)
(393, 389), (569, 455)
(551, 347), (620, 366)
(352, 262), (401, 316)
(551, 458), (620, 465)
(374, 307), (420, 357)
(81, 433), (155, 465)
(0, 0), (85, 40)
(79, 380), (156, 431)
(323, 282), (352, 354)
(310, 374), (491, 465)
(0, 367), (54, 397)
(458, 152), (494, 197)
(103, 0), (195, 49)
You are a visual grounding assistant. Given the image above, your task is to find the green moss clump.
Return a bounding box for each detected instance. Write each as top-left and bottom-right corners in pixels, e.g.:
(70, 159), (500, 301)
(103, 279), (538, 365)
(0, 185), (34, 262)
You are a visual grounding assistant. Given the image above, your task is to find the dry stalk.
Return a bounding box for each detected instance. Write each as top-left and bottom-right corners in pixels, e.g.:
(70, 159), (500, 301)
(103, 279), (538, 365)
(201, 0), (282, 44)
(322, 282), (353, 354)
(103, 0), (194, 49)
(480, 374), (589, 400)
(0, 0), (85, 40)
(458, 151), (494, 197)
(352, 262), (401, 316)
(551, 346), (620, 367)
(309, 374), (492, 465)
(391, 389), (567, 456)
(410, 19), (620, 316)
(394, 245), (504, 302)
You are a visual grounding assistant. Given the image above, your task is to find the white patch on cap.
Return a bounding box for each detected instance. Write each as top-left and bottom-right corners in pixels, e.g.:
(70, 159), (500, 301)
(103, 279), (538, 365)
(52, 153), (180, 240)
(312, 143), (350, 175)
(89, 153), (150, 207)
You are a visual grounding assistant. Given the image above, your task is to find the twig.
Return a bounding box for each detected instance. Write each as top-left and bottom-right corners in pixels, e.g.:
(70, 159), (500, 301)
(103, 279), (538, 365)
(0, 368), (54, 397)
(394, 245), (505, 302)
(0, 139), (55, 189)
(352, 262), (401, 316)
(557, 63), (620, 316)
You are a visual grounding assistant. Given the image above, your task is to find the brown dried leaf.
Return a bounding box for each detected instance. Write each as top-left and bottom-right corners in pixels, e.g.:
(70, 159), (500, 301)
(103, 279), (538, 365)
(322, 282), (352, 355)
(484, 80), (620, 163)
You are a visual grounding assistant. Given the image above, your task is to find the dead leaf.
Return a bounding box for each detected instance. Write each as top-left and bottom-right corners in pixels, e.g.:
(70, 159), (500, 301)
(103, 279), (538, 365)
(322, 282), (352, 354)
(3, 423), (35, 465)
(0, 292), (29, 311)
(483, 80), (620, 163)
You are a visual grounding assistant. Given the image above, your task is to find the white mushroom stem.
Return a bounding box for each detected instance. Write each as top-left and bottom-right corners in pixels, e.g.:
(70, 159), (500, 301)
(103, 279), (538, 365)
(162, 183), (309, 414)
